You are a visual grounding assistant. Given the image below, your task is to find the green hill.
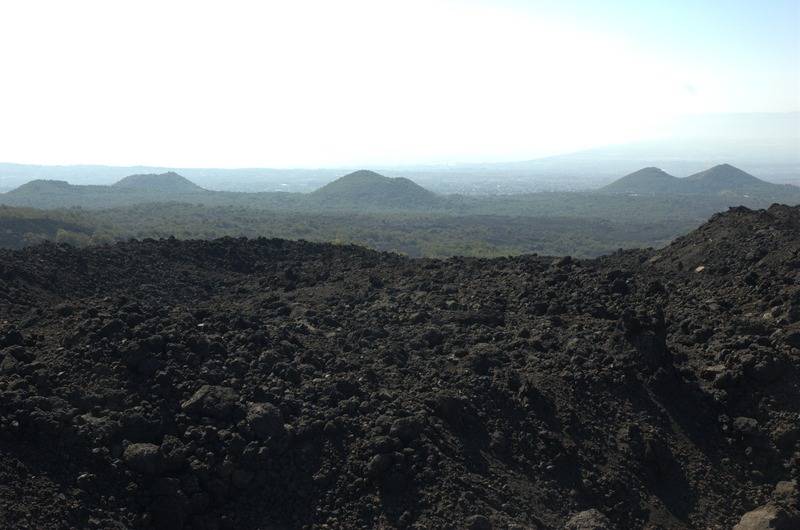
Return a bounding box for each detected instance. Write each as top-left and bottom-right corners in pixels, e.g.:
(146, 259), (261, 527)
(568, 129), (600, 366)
(306, 170), (444, 211)
(3, 179), (117, 206)
(6, 179), (77, 196)
(114, 171), (205, 193)
(0, 174), (213, 209)
(683, 163), (787, 194)
(601, 164), (799, 196)
(599, 167), (680, 193)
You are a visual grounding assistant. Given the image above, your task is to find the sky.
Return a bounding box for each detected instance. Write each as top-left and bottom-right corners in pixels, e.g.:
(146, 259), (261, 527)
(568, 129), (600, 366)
(0, 0), (798, 168)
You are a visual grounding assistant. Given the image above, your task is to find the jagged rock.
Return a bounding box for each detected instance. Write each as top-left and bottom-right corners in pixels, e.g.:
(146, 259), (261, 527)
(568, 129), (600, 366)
(564, 509), (614, 529)
(732, 503), (799, 530)
(466, 514), (492, 530)
(123, 443), (166, 475)
(246, 402), (284, 439)
(119, 411), (163, 443)
(773, 480), (798, 502)
(181, 385), (239, 419)
(389, 415), (425, 445)
(366, 453), (394, 478)
(734, 417), (762, 438)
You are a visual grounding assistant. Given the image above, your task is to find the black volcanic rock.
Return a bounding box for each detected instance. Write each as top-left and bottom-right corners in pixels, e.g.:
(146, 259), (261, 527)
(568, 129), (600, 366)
(181, 385), (239, 419)
(0, 205), (799, 529)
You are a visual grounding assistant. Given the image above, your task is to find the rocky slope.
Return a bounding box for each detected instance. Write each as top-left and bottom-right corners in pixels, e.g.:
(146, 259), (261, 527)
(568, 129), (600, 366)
(1, 205), (799, 529)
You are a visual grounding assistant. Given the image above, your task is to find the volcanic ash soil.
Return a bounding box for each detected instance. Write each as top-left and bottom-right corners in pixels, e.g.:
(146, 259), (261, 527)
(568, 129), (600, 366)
(1, 204), (799, 529)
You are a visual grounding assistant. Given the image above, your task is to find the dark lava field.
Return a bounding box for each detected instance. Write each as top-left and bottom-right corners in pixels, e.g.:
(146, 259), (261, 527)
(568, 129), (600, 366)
(1, 204), (799, 530)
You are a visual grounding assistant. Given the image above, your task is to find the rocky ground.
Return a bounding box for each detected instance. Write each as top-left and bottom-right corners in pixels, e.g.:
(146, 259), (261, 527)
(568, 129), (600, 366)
(1, 204), (799, 529)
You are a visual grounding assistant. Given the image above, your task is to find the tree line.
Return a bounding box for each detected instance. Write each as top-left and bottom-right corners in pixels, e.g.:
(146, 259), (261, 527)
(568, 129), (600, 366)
(0, 202), (699, 258)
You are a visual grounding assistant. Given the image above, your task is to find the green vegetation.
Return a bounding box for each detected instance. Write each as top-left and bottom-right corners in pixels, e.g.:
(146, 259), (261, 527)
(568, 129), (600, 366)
(1, 168), (797, 257)
(0, 205), (117, 248)
(0, 201), (710, 258)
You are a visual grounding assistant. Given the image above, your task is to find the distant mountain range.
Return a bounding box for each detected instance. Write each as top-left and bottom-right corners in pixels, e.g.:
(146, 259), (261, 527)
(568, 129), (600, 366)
(3, 173), (207, 209)
(1, 113), (796, 195)
(2, 164), (799, 256)
(1, 164), (798, 212)
(600, 164), (796, 195)
(0, 169), (445, 211)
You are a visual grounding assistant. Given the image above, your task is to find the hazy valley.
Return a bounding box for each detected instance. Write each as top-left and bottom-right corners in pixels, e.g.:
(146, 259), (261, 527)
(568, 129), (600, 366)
(1, 158), (798, 260)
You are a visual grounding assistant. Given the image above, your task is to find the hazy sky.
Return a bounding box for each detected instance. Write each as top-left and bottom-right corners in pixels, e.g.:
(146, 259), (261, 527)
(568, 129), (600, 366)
(1, 0), (798, 168)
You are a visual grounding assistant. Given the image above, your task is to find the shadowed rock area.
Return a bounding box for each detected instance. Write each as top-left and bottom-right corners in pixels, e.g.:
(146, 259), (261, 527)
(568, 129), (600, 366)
(0, 205), (799, 529)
